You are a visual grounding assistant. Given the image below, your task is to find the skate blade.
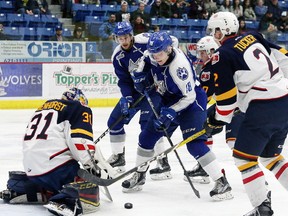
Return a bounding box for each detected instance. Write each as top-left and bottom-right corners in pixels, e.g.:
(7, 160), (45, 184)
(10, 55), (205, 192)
(183, 176), (210, 184)
(122, 185), (143, 193)
(211, 190), (234, 201)
(242, 208), (274, 216)
(150, 172), (172, 181)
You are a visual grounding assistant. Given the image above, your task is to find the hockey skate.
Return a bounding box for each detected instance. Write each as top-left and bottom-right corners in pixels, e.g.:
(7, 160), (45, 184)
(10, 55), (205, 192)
(149, 156), (172, 180)
(107, 151), (126, 173)
(243, 191), (274, 216)
(184, 163), (210, 184)
(210, 175), (233, 201)
(44, 200), (82, 216)
(122, 171), (146, 193)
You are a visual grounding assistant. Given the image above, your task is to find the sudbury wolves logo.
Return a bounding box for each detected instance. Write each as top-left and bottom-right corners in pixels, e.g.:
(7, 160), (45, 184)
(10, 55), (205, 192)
(0, 67), (8, 96)
(176, 67), (188, 80)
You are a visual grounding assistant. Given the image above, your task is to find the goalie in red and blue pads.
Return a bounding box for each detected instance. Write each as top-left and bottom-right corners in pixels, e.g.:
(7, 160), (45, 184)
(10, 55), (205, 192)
(121, 31), (234, 201)
(0, 88), (115, 216)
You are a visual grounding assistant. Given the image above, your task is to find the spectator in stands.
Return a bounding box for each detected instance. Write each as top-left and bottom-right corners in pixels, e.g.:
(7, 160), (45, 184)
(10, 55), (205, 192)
(243, 0), (256, 20)
(203, 0), (218, 17)
(187, 0), (205, 19)
(15, 0), (27, 14)
(99, 13), (117, 59)
(266, 0), (288, 32)
(218, 0), (232, 12)
(149, 0), (170, 18)
(132, 15), (149, 34)
(0, 23), (9, 40)
(62, 0), (72, 18)
(254, 0), (267, 21)
(50, 25), (68, 41)
(72, 26), (86, 41)
(230, 0), (243, 18)
(26, 0), (51, 15)
(131, 2), (151, 30)
(116, 1), (131, 22)
(170, 0), (187, 19)
(258, 9), (279, 43)
(238, 16), (247, 34)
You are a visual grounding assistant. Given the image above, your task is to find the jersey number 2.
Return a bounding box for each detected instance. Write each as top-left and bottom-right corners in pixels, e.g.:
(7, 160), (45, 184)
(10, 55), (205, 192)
(24, 112), (53, 141)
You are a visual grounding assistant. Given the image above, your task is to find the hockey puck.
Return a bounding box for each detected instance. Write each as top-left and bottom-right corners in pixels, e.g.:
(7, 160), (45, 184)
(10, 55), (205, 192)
(124, 202), (133, 209)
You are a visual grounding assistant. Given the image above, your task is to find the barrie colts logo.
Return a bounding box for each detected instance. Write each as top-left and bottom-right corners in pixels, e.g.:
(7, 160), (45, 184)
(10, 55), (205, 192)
(176, 67), (188, 80)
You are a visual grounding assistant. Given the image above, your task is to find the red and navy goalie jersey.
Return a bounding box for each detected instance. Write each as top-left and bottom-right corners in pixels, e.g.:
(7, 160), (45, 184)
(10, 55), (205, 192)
(23, 99), (94, 176)
(211, 31), (288, 123)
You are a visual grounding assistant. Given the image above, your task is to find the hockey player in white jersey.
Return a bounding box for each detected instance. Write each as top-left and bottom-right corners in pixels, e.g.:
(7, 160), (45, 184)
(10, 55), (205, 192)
(0, 87), (114, 216)
(121, 31), (234, 201)
(206, 11), (288, 215)
(107, 21), (178, 180)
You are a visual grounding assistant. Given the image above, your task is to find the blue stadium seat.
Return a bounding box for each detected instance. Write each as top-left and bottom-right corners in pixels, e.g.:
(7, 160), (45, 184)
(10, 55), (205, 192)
(0, 1), (14, 13)
(151, 17), (159, 26)
(41, 15), (59, 28)
(158, 18), (173, 30)
(187, 19), (207, 31)
(129, 5), (138, 13)
(25, 14), (45, 28)
(72, 4), (91, 22)
(3, 27), (23, 40)
(62, 28), (72, 38)
(0, 13), (9, 26)
(89, 5), (106, 17)
(7, 14), (27, 27)
(188, 30), (204, 43)
(278, 1), (288, 10)
(102, 4), (117, 14)
(172, 18), (188, 30)
(245, 20), (259, 30)
(172, 30), (189, 42)
(21, 27), (38, 40)
(85, 16), (102, 23)
(37, 27), (55, 41)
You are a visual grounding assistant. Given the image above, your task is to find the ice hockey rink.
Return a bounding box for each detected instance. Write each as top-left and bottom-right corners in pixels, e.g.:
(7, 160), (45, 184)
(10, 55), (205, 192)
(0, 108), (287, 216)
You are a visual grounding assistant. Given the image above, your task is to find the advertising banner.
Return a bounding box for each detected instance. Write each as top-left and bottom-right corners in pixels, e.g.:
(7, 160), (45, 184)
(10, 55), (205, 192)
(0, 64), (42, 97)
(43, 63), (121, 99)
(0, 41), (86, 62)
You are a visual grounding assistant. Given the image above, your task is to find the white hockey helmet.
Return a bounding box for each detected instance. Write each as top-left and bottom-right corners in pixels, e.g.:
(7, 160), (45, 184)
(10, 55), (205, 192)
(196, 36), (219, 57)
(207, 12), (239, 42)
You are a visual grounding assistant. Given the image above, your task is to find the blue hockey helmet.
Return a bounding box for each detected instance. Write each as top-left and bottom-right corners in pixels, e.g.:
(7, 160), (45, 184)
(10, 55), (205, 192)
(62, 87), (88, 106)
(147, 31), (173, 54)
(114, 21), (133, 36)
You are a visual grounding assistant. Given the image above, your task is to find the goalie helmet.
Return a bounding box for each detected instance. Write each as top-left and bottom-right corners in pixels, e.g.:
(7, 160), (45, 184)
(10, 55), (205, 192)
(196, 36), (219, 57)
(207, 12), (239, 41)
(62, 87), (88, 106)
(147, 31), (173, 54)
(114, 21), (133, 36)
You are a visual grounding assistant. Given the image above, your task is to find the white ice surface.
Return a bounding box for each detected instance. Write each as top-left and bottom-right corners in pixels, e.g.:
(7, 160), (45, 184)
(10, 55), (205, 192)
(0, 108), (287, 216)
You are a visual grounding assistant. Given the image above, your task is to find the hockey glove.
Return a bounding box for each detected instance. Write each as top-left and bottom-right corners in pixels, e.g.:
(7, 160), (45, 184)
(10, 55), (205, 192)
(132, 71), (149, 94)
(154, 107), (177, 132)
(119, 96), (137, 124)
(204, 114), (226, 137)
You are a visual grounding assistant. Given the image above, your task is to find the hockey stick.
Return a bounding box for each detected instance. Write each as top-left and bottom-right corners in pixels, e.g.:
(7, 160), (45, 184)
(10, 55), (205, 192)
(93, 94), (145, 145)
(78, 129), (206, 187)
(143, 91), (200, 198)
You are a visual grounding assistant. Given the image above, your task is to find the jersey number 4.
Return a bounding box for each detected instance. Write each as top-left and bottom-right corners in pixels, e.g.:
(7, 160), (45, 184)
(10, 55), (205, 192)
(24, 112), (53, 141)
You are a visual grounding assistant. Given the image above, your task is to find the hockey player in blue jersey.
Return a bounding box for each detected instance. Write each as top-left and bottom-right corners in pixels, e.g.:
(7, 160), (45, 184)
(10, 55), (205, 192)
(185, 36), (245, 184)
(106, 21), (178, 180)
(121, 31), (234, 201)
(0, 88), (114, 216)
(206, 11), (288, 215)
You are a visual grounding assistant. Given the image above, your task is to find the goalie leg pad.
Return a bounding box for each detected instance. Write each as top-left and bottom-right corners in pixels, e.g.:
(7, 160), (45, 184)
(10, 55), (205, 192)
(44, 181), (100, 216)
(0, 171), (47, 204)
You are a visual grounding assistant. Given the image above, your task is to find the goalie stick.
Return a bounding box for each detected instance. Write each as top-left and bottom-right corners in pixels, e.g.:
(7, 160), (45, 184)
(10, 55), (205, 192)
(78, 129), (206, 187)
